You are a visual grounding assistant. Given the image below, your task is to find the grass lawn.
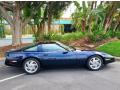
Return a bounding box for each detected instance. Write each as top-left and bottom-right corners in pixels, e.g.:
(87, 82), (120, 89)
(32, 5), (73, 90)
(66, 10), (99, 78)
(96, 40), (120, 57)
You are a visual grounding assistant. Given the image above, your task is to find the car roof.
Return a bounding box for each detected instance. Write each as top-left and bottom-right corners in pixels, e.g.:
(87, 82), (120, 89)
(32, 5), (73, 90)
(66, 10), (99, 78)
(37, 41), (57, 44)
(21, 41), (61, 50)
(24, 41), (58, 48)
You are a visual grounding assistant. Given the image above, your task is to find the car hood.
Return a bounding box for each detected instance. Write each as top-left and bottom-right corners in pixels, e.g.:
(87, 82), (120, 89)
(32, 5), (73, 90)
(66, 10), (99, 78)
(75, 49), (114, 58)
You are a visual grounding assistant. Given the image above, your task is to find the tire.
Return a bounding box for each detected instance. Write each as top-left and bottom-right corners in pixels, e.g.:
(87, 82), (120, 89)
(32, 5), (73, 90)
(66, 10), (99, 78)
(86, 55), (103, 71)
(23, 58), (40, 74)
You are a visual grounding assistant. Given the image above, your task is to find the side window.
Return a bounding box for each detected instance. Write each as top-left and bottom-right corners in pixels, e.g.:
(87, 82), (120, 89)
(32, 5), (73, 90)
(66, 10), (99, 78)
(42, 44), (66, 52)
(24, 46), (38, 51)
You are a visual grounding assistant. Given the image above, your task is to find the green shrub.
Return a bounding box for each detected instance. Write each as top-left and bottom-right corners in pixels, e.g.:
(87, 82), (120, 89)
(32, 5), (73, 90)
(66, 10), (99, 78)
(61, 31), (84, 43)
(87, 30), (110, 43)
(39, 32), (62, 41)
(116, 32), (120, 39)
(108, 31), (120, 39)
(42, 33), (52, 40)
(34, 31), (84, 43)
(108, 31), (115, 38)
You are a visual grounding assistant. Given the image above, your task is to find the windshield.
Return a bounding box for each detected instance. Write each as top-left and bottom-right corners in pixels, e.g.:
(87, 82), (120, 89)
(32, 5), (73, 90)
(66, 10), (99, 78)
(56, 42), (76, 51)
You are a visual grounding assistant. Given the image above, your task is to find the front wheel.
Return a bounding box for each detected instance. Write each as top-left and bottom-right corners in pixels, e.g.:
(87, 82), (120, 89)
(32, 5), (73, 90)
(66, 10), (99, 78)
(87, 56), (103, 71)
(23, 58), (40, 74)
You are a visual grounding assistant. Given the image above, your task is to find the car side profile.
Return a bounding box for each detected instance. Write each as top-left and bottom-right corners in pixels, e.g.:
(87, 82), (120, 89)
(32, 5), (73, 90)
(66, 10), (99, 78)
(5, 41), (115, 74)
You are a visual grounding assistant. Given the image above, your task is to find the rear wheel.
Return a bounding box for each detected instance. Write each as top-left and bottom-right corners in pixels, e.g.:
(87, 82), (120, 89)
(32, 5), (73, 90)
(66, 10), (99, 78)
(23, 58), (40, 74)
(87, 55), (103, 71)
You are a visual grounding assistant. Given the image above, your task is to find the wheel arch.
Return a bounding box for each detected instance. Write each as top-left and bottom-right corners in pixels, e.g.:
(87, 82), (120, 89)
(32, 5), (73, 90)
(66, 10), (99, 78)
(86, 54), (105, 64)
(22, 56), (41, 66)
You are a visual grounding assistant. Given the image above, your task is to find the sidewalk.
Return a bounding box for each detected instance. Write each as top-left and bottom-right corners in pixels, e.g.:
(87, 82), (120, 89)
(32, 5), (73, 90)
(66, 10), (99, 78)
(0, 57), (5, 61)
(115, 57), (120, 61)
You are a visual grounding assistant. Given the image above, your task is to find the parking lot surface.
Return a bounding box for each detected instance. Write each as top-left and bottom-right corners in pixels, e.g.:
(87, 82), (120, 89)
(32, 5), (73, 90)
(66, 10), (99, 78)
(0, 60), (120, 90)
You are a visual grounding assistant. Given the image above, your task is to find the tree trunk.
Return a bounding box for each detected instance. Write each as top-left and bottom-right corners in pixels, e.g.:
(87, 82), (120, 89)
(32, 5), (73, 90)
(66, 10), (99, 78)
(48, 14), (52, 33)
(12, 4), (22, 46)
(88, 1), (94, 34)
(103, 2), (117, 33)
(32, 25), (38, 42)
(47, 2), (52, 33)
(38, 23), (44, 35)
(11, 21), (22, 46)
(0, 2), (42, 46)
(113, 22), (120, 32)
(37, 23), (45, 41)
(88, 16), (92, 34)
(81, 16), (86, 32)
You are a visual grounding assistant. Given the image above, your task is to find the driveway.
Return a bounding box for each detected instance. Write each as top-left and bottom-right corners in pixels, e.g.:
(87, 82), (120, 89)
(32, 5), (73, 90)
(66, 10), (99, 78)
(0, 60), (120, 90)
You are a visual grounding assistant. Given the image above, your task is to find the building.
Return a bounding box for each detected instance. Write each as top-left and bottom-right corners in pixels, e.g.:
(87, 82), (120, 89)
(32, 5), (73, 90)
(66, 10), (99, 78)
(50, 18), (76, 33)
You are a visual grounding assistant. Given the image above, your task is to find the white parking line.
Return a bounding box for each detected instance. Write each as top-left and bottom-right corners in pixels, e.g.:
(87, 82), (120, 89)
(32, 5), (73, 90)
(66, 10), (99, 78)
(0, 73), (25, 83)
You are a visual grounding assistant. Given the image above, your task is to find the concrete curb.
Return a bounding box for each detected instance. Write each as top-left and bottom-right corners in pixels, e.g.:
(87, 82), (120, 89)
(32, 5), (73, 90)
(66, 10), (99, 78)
(115, 57), (120, 61)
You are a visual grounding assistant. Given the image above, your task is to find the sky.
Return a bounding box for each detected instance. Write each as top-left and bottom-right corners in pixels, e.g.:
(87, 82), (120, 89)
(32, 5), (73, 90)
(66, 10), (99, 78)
(61, 1), (101, 18)
(61, 3), (76, 18)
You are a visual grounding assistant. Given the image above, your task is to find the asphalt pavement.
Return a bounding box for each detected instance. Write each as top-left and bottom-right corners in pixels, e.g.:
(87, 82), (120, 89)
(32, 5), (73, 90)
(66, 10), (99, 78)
(0, 60), (120, 90)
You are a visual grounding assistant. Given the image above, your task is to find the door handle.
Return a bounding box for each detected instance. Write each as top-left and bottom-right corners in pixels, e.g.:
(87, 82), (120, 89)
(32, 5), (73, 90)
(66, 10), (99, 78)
(63, 51), (68, 54)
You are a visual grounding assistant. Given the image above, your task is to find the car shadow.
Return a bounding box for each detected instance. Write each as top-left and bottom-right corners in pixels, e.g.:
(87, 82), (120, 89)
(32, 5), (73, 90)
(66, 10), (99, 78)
(102, 64), (115, 70)
(37, 64), (116, 74)
(41, 65), (85, 71)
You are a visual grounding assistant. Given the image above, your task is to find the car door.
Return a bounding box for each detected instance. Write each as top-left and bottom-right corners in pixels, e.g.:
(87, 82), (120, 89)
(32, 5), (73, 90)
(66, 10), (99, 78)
(40, 43), (77, 66)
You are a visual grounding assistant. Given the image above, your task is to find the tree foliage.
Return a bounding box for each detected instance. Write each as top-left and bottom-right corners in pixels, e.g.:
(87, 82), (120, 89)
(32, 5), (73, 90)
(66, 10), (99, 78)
(22, 1), (71, 42)
(72, 1), (120, 42)
(72, 1), (120, 33)
(0, 1), (45, 45)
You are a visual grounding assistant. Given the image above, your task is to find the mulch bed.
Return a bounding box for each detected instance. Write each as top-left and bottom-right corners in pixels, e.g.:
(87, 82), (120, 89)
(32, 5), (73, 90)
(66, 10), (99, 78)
(0, 43), (31, 58)
(69, 37), (119, 50)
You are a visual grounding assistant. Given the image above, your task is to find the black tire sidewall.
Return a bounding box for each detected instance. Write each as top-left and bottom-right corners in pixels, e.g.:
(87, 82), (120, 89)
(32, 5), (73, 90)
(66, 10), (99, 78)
(87, 55), (103, 71)
(23, 58), (40, 74)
